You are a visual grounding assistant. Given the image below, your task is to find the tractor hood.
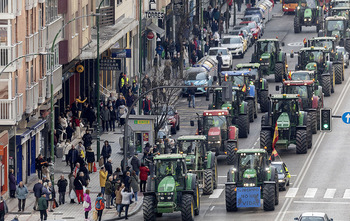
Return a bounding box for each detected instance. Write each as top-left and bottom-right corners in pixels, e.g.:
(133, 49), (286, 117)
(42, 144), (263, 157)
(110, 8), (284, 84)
(304, 8), (312, 18)
(185, 155), (196, 167)
(261, 53), (271, 60)
(208, 127), (221, 136)
(306, 62), (317, 71)
(243, 168), (257, 179)
(157, 176), (176, 192)
(221, 102), (232, 110)
(277, 112), (290, 128)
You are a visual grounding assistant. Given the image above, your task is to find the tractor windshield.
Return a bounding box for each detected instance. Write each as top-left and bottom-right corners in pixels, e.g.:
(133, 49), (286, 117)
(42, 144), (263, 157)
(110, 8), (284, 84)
(239, 153), (264, 170)
(285, 85), (308, 98)
(178, 140), (197, 155)
(203, 115), (227, 132)
(228, 75), (245, 86)
(272, 99), (297, 113)
(305, 0), (317, 8)
(258, 41), (277, 54)
(302, 51), (324, 64)
(291, 72), (312, 80)
(238, 68), (259, 80)
(327, 20), (345, 31)
(155, 160), (183, 178)
(314, 40), (333, 49)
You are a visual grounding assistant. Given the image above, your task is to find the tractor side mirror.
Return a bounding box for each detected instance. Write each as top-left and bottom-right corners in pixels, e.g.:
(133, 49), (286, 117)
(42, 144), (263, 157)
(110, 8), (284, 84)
(294, 218), (298, 220)
(190, 120), (194, 126)
(275, 85), (280, 91)
(281, 42), (285, 46)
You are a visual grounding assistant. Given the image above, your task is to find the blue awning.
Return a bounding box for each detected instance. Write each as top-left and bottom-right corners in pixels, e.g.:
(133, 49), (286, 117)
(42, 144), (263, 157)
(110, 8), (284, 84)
(29, 119), (47, 132)
(16, 129), (32, 145)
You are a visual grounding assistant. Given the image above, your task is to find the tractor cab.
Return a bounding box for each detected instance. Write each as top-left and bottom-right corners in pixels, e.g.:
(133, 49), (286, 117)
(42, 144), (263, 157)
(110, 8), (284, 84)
(235, 63), (261, 81)
(307, 37), (341, 61)
(296, 47), (327, 72)
(177, 135), (208, 169)
(290, 70), (316, 80)
(282, 80), (316, 109)
(320, 16), (349, 40)
(202, 110), (230, 148)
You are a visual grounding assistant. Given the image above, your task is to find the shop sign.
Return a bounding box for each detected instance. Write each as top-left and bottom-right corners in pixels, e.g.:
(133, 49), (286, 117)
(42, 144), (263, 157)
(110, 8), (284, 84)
(134, 120), (150, 124)
(111, 49), (132, 58)
(145, 11), (165, 19)
(143, 133), (149, 142)
(100, 59), (121, 71)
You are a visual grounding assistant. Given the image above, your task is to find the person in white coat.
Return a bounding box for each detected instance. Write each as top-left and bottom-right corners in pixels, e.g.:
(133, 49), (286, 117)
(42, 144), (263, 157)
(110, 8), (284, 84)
(119, 187), (133, 219)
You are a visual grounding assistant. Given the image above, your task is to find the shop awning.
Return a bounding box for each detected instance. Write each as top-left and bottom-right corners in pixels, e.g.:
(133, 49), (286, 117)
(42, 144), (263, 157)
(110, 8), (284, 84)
(16, 129), (32, 145)
(28, 119), (47, 134)
(147, 23), (165, 37)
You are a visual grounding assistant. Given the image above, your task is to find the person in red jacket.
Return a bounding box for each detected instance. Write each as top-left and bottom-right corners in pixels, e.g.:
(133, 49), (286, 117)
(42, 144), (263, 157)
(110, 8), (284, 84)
(139, 163), (150, 192)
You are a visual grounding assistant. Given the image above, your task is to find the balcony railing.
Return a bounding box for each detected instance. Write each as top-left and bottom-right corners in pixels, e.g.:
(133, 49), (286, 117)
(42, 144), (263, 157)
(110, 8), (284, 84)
(25, 84), (34, 114)
(25, 0), (33, 10)
(16, 93), (23, 122)
(16, 41), (23, 69)
(45, 65), (62, 98)
(33, 0), (38, 7)
(38, 76), (47, 104)
(33, 32), (39, 55)
(39, 27), (47, 52)
(32, 82), (39, 110)
(25, 34), (34, 62)
(0, 98), (15, 125)
(0, 44), (17, 72)
(0, 0), (20, 17)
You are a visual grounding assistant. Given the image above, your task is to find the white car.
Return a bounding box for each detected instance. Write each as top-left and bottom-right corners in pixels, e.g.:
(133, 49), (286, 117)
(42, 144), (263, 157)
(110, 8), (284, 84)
(208, 47), (232, 70)
(220, 35), (245, 58)
(294, 212), (333, 221)
(336, 46), (349, 68)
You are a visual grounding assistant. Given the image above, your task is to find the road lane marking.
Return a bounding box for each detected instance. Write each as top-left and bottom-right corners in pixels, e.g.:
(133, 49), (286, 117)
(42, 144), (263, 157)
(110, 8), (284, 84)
(210, 206), (215, 211)
(290, 175), (297, 177)
(324, 188), (336, 199)
(218, 176), (226, 178)
(294, 201), (350, 205)
(343, 189), (350, 199)
(285, 188), (298, 198)
(209, 189), (224, 199)
(304, 188), (317, 198)
(217, 184), (225, 187)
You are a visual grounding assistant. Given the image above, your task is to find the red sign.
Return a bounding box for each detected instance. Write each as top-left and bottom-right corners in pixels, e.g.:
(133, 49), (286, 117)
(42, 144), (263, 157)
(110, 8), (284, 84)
(143, 133), (149, 142)
(0, 145), (4, 156)
(147, 31), (154, 40)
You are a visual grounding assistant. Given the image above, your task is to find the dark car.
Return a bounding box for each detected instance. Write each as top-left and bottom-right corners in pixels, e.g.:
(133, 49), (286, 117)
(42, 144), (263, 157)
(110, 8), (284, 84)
(244, 7), (264, 20)
(271, 161), (290, 191)
(295, 212), (333, 221)
(152, 106), (180, 134)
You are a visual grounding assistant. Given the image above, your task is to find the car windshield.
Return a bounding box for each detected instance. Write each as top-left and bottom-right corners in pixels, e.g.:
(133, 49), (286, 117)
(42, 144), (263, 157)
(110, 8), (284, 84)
(285, 85), (308, 98)
(222, 37), (241, 44)
(203, 115), (227, 131)
(300, 217), (325, 221)
(209, 49), (229, 55)
(291, 72), (312, 80)
(239, 153), (263, 170)
(155, 160), (183, 178)
(314, 40), (333, 49)
(327, 20), (345, 31)
(302, 51), (324, 64)
(272, 164), (284, 174)
(187, 72), (207, 80)
(258, 41), (277, 53)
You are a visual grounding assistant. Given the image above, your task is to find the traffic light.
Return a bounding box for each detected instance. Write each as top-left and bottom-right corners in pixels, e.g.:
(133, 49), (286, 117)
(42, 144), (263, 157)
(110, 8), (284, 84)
(320, 108), (332, 131)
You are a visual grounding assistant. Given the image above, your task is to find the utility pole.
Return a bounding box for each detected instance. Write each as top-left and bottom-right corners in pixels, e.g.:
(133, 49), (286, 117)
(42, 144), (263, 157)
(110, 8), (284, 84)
(139, 0), (142, 115)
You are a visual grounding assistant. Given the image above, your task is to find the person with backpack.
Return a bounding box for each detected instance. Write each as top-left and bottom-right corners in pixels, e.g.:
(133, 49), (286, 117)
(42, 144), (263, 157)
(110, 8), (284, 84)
(95, 193), (105, 221)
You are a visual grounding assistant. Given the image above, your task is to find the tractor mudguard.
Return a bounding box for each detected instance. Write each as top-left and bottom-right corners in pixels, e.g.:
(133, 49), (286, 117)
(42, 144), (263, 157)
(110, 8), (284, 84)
(227, 168), (236, 182)
(312, 96), (319, 109)
(321, 72), (330, 77)
(225, 182), (236, 185)
(298, 111), (307, 126)
(228, 126), (238, 141)
(263, 180), (276, 184)
(240, 101), (248, 114)
(248, 85), (256, 97)
(206, 152), (216, 169)
(186, 173), (197, 191)
(277, 51), (286, 63)
(260, 78), (268, 90)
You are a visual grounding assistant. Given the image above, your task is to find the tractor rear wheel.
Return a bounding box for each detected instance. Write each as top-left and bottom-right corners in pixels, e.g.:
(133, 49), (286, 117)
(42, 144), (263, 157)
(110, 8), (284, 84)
(260, 90), (269, 112)
(317, 109), (320, 130)
(260, 130), (272, 154)
(143, 195), (156, 221)
(237, 115), (249, 138)
(263, 184), (276, 211)
(345, 39), (350, 53)
(226, 142), (236, 165)
(181, 194), (195, 221)
(294, 17), (301, 33)
(214, 158), (218, 188)
(225, 184), (237, 212)
(247, 100), (255, 122)
(194, 184), (200, 215)
(309, 111), (317, 134)
(334, 63), (343, 84)
(274, 169), (279, 205)
(307, 115), (313, 149)
(274, 63), (283, 82)
(203, 169), (214, 195)
(296, 130), (308, 154)
(322, 75), (331, 97)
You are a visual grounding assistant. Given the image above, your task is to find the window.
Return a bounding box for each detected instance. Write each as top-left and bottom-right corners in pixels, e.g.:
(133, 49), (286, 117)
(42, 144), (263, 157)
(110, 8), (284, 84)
(0, 27), (7, 44)
(96, 0), (110, 7)
(82, 6), (88, 28)
(46, 44), (59, 72)
(75, 12), (79, 34)
(45, 0), (58, 24)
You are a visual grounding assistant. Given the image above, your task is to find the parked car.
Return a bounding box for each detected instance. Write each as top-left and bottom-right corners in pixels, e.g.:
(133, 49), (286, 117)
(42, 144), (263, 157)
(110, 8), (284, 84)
(271, 161), (291, 191)
(294, 212), (333, 221)
(152, 106), (180, 134)
(244, 7), (264, 20)
(242, 14), (265, 34)
(208, 47), (232, 69)
(183, 69), (213, 95)
(221, 35), (247, 58)
(239, 21), (262, 41)
(336, 46), (349, 68)
(230, 26), (253, 47)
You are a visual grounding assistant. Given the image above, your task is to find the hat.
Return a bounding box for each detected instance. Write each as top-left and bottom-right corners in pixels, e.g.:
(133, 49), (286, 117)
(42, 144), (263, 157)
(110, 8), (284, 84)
(43, 175), (46, 178)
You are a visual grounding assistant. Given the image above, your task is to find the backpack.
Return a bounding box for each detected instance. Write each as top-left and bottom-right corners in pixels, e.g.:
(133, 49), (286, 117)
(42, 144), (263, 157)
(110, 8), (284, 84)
(95, 199), (105, 210)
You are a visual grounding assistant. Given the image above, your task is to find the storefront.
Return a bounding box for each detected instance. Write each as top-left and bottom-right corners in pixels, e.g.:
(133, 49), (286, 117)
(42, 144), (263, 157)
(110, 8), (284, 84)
(0, 131), (9, 196)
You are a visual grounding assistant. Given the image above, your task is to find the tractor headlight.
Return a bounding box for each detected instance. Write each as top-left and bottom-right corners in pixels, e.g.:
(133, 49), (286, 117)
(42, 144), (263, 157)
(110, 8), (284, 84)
(170, 192), (174, 195)
(279, 179), (284, 183)
(160, 197), (165, 200)
(167, 196), (172, 200)
(304, 19), (307, 21)
(215, 141), (221, 144)
(208, 141), (213, 144)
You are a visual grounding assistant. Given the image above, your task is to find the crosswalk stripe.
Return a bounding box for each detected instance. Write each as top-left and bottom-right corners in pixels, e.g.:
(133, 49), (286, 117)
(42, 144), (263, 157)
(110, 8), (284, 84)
(324, 189), (336, 199)
(343, 189), (350, 199)
(304, 188), (317, 198)
(209, 189), (224, 199)
(285, 188), (298, 198)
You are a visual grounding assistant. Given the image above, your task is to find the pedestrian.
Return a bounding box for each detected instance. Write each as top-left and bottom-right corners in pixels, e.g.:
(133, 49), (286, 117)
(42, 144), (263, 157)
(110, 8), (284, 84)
(125, 90), (135, 108)
(68, 172), (76, 204)
(95, 193), (105, 221)
(172, 54), (179, 78)
(73, 162), (81, 178)
(38, 193), (47, 221)
(237, 0), (243, 11)
(66, 122), (75, 141)
(109, 106), (117, 132)
(131, 80), (138, 95)
(86, 147), (95, 173)
(119, 187), (133, 219)
(33, 179), (43, 210)
(217, 52), (223, 74)
(197, 45), (204, 60)
(101, 140), (112, 165)
(42, 175), (49, 184)
(0, 197), (8, 221)
(35, 154), (45, 179)
(15, 181), (28, 212)
(124, 171), (131, 190)
(76, 142), (85, 159)
(57, 175), (68, 205)
(130, 153), (141, 175)
(141, 74), (152, 93)
(105, 158), (113, 176)
(68, 145), (79, 172)
(142, 96), (152, 115)
(82, 130), (92, 149)
(188, 82), (196, 108)
(74, 172), (86, 204)
(130, 171), (139, 201)
(139, 163), (149, 192)
(118, 104), (128, 127)
(101, 106), (110, 132)
(115, 184), (124, 216)
(113, 167), (123, 179)
(41, 182), (51, 205)
(105, 176), (114, 209)
(64, 140), (71, 166)
(118, 73), (124, 93)
(47, 181), (56, 212)
(85, 104), (96, 129)
(9, 169), (16, 198)
(83, 189), (92, 220)
(79, 163), (90, 185)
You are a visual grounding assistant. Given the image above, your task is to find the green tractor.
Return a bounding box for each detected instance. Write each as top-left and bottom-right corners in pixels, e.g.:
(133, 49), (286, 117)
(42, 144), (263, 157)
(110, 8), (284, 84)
(235, 63), (270, 112)
(260, 94), (312, 154)
(329, 6), (350, 19)
(177, 135), (218, 195)
(294, 0), (324, 33)
(251, 39), (288, 82)
(293, 46), (335, 96)
(307, 36), (345, 84)
(143, 154), (200, 221)
(225, 149), (279, 211)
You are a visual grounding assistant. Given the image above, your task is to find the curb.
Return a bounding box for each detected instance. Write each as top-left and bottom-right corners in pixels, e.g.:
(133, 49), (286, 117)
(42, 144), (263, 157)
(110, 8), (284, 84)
(105, 198), (143, 220)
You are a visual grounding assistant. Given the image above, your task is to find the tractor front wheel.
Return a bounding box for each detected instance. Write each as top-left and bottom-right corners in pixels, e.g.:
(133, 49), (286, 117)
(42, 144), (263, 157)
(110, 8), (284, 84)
(260, 130), (272, 154)
(226, 142), (236, 165)
(334, 63), (343, 84)
(260, 90), (269, 112)
(306, 115), (313, 149)
(203, 169), (214, 195)
(274, 63), (284, 82)
(294, 17), (301, 33)
(247, 100), (255, 122)
(181, 194), (195, 221)
(225, 184), (237, 212)
(296, 130), (308, 154)
(309, 111), (317, 134)
(263, 184), (276, 211)
(143, 195), (156, 221)
(237, 114), (249, 138)
(321, 75), (331, 97)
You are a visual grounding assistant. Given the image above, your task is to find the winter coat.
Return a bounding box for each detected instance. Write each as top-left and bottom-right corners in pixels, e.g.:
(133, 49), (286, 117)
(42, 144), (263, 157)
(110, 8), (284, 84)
(109, 108), (117, 121)
(38, 196), (48, 211)
(74, 176), (86, 190)
(101, 108), (111, 121)
(42, 186), (51, 201)
(9, 173), (16, 191)
(33, 182), (43, 198)
(105, 180), (114, 195)
(121, 188), (133, 205)
(126, 94), (135, 108)
(66, 125), (75, 140)
(15, 185), (28, 200)
(69, 174), (75, 192)
(85, 149), (95, 163)
(115, 188), (123, 205)
(99, 170), (108, 187)
(82, 133), (93, 148)
(48, 185), (56, 201)
(101, 144), (112, 158)
(105, 161), (113, 175)
(124, 176), (130, 189)
(139, 166), (150, 181)
(130, 175), (139, 192)
(115, 98), (126, 110)
(57, 178), (68, 193)
(84, 193), (92, 211)
(130, 156), (141, 173)
(68, 148), (79, 164)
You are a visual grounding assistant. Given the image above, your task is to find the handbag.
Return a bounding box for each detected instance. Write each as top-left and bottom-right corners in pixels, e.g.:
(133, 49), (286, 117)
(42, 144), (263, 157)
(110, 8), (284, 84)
(53, 200), (57, 209)
(70, 189), (77, 199)
(99, 157), (104, 167)
(93, 162), (97, 172)
(83, 200), (89, 208)
(92, 210), (98, 221)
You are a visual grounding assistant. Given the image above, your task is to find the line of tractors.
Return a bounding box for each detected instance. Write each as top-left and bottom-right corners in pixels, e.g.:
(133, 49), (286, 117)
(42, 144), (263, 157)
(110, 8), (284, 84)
(142, 1), (349, 220)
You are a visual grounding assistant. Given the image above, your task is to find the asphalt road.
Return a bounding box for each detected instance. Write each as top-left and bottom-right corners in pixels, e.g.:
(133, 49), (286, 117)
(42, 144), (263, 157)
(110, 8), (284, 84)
(134, 3), (350, 221)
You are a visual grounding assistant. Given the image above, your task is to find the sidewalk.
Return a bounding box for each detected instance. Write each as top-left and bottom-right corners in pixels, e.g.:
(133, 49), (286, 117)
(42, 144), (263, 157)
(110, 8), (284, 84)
(5, 127), (143, 221)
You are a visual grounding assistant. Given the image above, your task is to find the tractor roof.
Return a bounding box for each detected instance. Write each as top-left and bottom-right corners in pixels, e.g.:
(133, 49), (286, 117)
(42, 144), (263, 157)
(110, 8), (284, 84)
(177, 135), (207, 141)
(236, 149), (267, 154)
(311, 36), (336, 41)
(300, 47), (325, 51)
(292, 70), (314, 74)
(154, 154), (186, 160)
(331, 6), (350, 10)
(271, 94), (300, 99)
(221, 70), (250, 76)
(325, 15), (347, 20)
(203, 110), (229, 116)
(257, 38), (280, 42)
(283, 80), (315, 86)
(236, 63), (260, 68)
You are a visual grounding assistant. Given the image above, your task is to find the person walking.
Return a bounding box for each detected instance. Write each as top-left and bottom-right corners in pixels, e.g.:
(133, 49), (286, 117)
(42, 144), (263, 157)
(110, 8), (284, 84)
(139, 163), (150, 192)
(130, 171), (139, 201)
(101, 106), (111, 132)
(141, 74), (152, 93)
(95, 193), (105, 221)
(57, 175), (68, 205)
(130, 153), (141, 175)
(188, 82), (196, 108)
(105, 158), (113, 176)
(101, 141), (112, 165)
(15, 181), (28, 212)
(68, 173), (76, 204)
(0, 197), (8, 221)
(41, 182), (51, 208)
(124, 171), (131, 190)
(119, 187), (133, 219)
(47, 182), (56, 212)
(99, 166), (108, 195)
(105, 176), (114, 209)
(68, 144), (79, 172)
(38, 193), (48, 221)
(115, 184), (124, 216)
(74, 172), (86, 204)
(33, 179), (43, 210)
(83, 189), (92, 220)
(64, 140), (71, 166)
(142, 96), (152, 115)
(35, 154), (45, 179)
(66, 122), (75, 141)
(85, 147), (95, 173)
(9, 169), (16, 198)
(109, 106), (117, 132)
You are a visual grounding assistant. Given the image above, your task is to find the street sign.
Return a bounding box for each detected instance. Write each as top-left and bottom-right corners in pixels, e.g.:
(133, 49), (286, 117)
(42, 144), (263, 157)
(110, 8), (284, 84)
(111, 49), (132, 58)
(342, 112), (350, 124)
(236, 187), (261, 208)
(100, 59), (121, 71)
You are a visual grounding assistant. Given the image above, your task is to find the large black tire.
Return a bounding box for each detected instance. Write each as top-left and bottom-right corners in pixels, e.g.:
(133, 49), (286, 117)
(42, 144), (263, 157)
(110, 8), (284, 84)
(306, 115), (313, 149)
(181, 194), (195, 221)
(274, 169), (279, 205)
(263, 184), (276, 211)
(237, 114), (249, 138)
(260, 90), (269, 112)
(345, 39), (350, 53)
(322, 75), (331, 97)
(274, 63), (284, 82)
(203, 169), (214, 195)
(226, 142), (236, 165)
(296, 130), (308, 154)
(213, 158), (218, 189)
(294, 16), (301, 33)
(309, 111), (317, 134)
(225, 184), (237, 212)
(334, 63), (343, 84)
(260, 130), (272, 153)
(247, 99), (255, 122)
(143, 195), (156, 221)
(194, 185), (200, 216)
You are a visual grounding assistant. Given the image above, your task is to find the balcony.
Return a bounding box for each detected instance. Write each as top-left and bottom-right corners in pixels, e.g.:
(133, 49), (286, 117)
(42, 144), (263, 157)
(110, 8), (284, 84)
(38, 76), (47, 104)
(33, 32), (39, 55)
(16, 41), (23, 69)
(46, 65), (62, 98)
(0, 93), (22, 125)
(25, 0), (33, 10)
(46, 17), (63, 46)
(33, 0), (38, 7)
(25, 84), (34, 114)
(25, 34), (34, 62)
(16, 93), (23, 122)
(32, 82), (39, 110)
(0, 44), (17, 72)
(39, 27), (47, 52)
(0, 0), (18, 18)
